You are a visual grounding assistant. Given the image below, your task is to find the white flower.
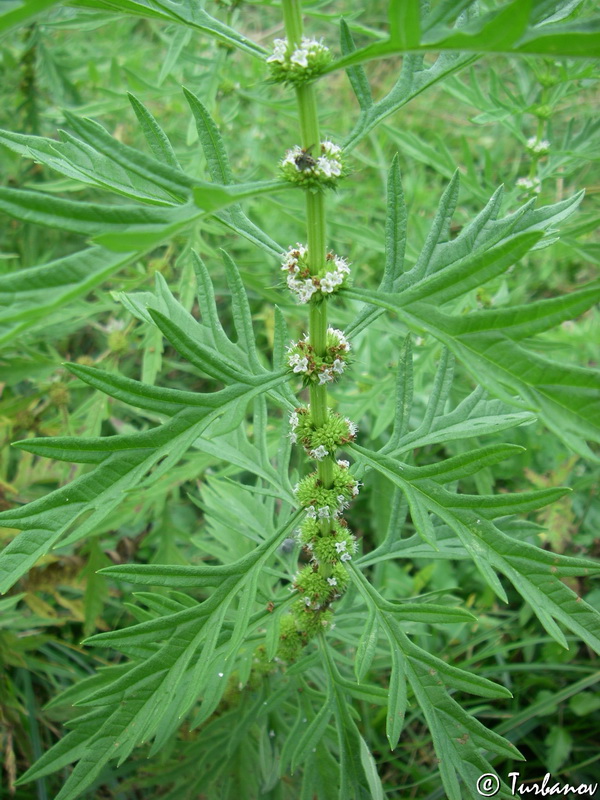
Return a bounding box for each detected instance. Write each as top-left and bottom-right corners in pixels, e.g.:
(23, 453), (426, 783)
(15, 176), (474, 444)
(305, 506), (317, 519)
(516, 176), (541, 193)
(303, 596), (312, 607)
(340, 552), (352, 562)
(267, 38), (287, 63)
(318, 369), (334, 385)
(281, 146), (302, 166)
(351, 481), (361, 497)
(337, 459), (349, 468)
(327, 577), (337, 586)
(319, 273), (336, 293)
(335, 541), (347, 553)
(289, 432), (297, 444)
(333, 256), (350, 274)
(320, 271), (344, 293)
(317, 506), (330, 519)
(328, 327), (350, 350)
(287, 353), (309, 373)
(289, 411), (299, 429)
(321, 140), (341, 157)
(296, 281), (318, 304)
(310, 445), (329, 460)
(526, 136), (550, 154)
(332, 359), (345, 375)
(290, 47), (309, 68)
(346, 419), (358, 437)
(316, 156), (341, 178)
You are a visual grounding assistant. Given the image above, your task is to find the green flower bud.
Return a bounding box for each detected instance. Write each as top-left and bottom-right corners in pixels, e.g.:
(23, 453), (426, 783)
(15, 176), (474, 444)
(277, 614), (304, 661)
(280, 141), (348, 192)
(294, 464), (361, 518)
(294, 565), (332, 606)
(267, 36), (332, 87)
(286, 328), (352, 386)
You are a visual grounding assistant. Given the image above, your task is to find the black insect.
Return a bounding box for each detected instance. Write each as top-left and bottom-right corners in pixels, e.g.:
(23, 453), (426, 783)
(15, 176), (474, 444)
(294, 145), (316, 171)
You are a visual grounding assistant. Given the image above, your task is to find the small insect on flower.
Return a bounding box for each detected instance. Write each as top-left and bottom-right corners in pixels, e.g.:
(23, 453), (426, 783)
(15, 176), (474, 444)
(294, 145), (317, 172)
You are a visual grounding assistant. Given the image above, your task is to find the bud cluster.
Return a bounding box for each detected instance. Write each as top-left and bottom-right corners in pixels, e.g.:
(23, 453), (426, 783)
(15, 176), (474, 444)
(280, 141), (346, 190)
(285, 327), (351, 385)
(289, 406), (357, 459)
(516, 175), (541, 194)
(526, 136), (550, 156)
(281, 244), (351, 303)
(297, 518), (358, 567)
(294, 463), (360, 520)
(266, 36), (332, 86)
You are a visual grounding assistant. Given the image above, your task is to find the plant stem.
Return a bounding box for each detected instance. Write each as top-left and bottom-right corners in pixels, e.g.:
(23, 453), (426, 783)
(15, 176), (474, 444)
(282, 0), (333, 489)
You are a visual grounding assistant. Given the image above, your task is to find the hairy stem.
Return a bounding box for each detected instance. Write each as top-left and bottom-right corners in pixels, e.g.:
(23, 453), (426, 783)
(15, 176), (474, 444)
(282, 0), (333, 489)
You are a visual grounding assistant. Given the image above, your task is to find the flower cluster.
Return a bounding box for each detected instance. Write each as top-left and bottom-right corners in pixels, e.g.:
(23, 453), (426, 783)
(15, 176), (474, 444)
(294, 463), (361, 520)
(526, 136), (550, 156)
(281, 245), (351, 303)
(266, 36), (332, 86)
(516, 176), (541, 194)
(277, 440), (361, 660)
(293, 561), (350, 609)
(289, 407), (357, 458)
(297, 518), (358, 568)
(286, 327), (351, 385)
(280, 141), (346, 190)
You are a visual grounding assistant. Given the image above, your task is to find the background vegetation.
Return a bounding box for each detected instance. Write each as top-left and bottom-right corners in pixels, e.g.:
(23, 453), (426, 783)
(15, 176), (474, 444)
(0, 1), (599, 798)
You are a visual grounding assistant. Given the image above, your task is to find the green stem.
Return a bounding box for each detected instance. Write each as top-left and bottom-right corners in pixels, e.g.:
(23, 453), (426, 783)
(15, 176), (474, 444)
(530, 87), (548, 181)
(281, 0), (303, 48)
(282, 0), (333, 490)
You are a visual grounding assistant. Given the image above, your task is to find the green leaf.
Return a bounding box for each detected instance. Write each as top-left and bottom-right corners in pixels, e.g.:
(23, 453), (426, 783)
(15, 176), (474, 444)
(0, 247), (137, 346)
(358, 734), (385, 800)
(354, 606), (379, 683)
(329, 0), (600, 77)
(0, 124), (192, 204)
(0, 186), (191, 236)
(414, 444), (526, 484)
(81, 540), (112, 637)
(385, 642), (407, 750)
(16, 510), (300, 799)
(71, 0), (267, 58)
(345, 182), (598, 456)
(0, 182), (287, 252)
(0, 0), (61, 35)
(191, 179), (286, 214)
(352, 444), (600, 653)
(349, 567), (519, 798)
(343, 52), (477, 151)
(290, 698), (334, 774)
(321, 644), (368, 796)
(388, 0), (421, 46)
(339, 18), (373, 110)
(0, 370), (287, 593)
(183, 86), (233, 184)
(569, 691), (600, 717)
(347, 156), (406, 337)
(182, 88), (282, 257)
(545, 725), (573, 773)
(127, 92), (180, 169)
(349, 231), (542, 309)
(444, 281), (600, 340)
